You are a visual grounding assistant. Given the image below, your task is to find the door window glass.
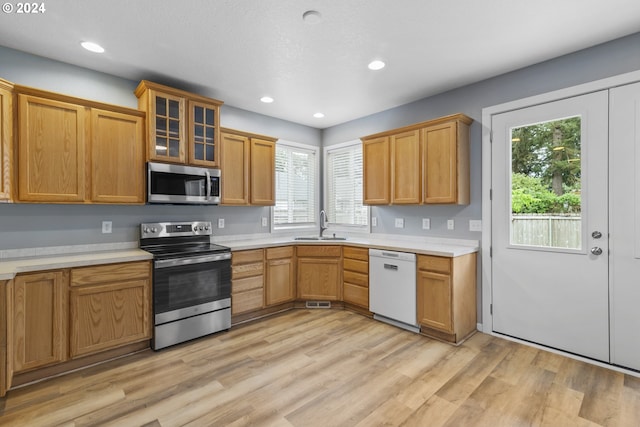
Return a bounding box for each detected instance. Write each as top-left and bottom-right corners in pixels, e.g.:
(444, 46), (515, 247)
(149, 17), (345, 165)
(510, 116), (582, 249)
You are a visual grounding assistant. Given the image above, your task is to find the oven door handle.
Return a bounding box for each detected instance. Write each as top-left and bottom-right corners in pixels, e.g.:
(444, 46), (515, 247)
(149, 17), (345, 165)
(155, 252), (231, 269)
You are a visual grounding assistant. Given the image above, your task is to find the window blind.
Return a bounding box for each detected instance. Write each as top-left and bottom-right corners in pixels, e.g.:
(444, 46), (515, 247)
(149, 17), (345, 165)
(274, 142), (318, 227)
(326, 142), (368, 226)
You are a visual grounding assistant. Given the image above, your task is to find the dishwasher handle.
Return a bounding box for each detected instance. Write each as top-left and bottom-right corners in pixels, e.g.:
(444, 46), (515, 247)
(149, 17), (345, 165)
(384, 263), (399, 271)
(369, 248), (416, 262)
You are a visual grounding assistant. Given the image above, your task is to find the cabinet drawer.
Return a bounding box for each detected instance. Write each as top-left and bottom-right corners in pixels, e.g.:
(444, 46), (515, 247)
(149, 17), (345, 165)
(266, 246), (294, 260)
(232, 249), (264, 264)
(232, 288), (263, 314)
(343, 246), (369, 261)
(343, 283), (368, 308)
(233, 275), (263, 293)
(343, 271), (369, 288)
(232, 262), (264, 279)
(344, 258), (368, 274)
(71, 261), (150, 287)
(417, 255), (451, 274)
(296, 245), (341, 257)
(344, 270), (368, 288)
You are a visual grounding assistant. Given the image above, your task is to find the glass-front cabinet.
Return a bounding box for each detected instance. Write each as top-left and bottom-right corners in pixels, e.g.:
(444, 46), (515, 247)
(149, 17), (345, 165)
(188, 100), (220, 166)
(135, 80), (222, 167)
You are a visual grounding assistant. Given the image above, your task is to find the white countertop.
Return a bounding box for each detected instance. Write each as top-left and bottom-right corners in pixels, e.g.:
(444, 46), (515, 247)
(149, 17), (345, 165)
(0, 249), (153, 281)
(0, 234), (478, 281)
(216, 234), (479, 258)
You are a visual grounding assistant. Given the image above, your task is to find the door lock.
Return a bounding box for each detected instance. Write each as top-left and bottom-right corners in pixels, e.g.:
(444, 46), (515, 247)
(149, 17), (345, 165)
(591, 247), (603, 256)
(591, 231), (603, 239)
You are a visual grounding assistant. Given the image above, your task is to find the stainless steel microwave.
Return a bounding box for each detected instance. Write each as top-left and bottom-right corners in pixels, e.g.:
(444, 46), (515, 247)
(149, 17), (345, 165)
(147, 162), (221, 205)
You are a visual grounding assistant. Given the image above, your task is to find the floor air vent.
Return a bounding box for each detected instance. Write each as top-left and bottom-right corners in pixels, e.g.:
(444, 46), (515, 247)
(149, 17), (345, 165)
(306, 301), (331, 309)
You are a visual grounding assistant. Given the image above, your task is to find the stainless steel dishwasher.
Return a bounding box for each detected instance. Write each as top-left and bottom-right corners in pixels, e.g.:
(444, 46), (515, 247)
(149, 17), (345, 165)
(369, 249), (419, 333)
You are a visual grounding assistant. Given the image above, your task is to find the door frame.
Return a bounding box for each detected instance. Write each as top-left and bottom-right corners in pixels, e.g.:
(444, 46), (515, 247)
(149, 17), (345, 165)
(481, 69), (640, 366)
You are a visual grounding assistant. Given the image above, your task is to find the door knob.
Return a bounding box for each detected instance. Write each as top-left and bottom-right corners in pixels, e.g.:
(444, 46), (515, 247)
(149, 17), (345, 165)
(591, 231), (602, 239)
(591, 247), (603, 256)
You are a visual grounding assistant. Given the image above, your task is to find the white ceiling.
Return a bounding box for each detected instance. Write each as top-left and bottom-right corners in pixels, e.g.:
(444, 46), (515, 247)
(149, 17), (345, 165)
(1, 0), (639, 128)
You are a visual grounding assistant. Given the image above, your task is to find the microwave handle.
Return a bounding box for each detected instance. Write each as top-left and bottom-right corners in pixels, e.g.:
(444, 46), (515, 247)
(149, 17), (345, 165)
(205, 170), (211, 201)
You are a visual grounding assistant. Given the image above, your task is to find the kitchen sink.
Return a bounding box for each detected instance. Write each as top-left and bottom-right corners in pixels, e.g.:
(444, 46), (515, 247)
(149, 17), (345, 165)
(294, 236), (347, 241)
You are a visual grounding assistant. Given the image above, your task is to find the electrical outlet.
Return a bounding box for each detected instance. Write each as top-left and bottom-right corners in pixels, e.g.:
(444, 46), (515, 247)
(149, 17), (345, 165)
(101, 221), (112, 234)
(469, 220), (482, 232)
(261, 217), (268, 227)
(218, 218), (225, 229)
(447, 219), (455, 230)
(422, 218), (431, 230)
(371, 217), (377, 227)
(394, 218), (404, 228)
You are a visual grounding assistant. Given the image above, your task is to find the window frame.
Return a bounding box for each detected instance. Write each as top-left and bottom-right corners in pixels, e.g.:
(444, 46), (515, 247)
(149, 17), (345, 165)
(323, 139), (370, 234)
(271, 139), (320, 233)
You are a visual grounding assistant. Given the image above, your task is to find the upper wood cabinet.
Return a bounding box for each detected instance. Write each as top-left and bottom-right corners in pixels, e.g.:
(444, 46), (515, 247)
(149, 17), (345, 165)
(391, 129), (421, 204)
(0, 79), (12, 202)
(220, 128), (276, 206)
(423, 120), (470, 204)
(135, 80), (223, 167)
(362, 136), (390, 205)
(90, 109), (145, 203)
(14, 85), (146, 204)
(17, 94), (87, 202)
(362, 113), (472, 205)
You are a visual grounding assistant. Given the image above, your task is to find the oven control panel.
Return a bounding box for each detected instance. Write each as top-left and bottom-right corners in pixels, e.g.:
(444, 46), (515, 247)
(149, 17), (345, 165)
(140, 221), (212, 238)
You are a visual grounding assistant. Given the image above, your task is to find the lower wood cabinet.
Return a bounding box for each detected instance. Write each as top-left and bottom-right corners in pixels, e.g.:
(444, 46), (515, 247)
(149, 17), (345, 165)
(231, 249), (264, 314)
(342, 246), (369, 309)
(69, 261), (151, 358)
(297, 246), (342, 301)
(265, 246), (295, 306)
(416, 253), (477, 343)
(1, 280), (8, 397)
(11, 270), (69, 373)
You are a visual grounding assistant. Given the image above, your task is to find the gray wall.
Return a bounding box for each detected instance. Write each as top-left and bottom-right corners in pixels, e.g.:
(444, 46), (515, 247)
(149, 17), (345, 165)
(2, 32), (640, 251)
(324, 31), (640, 241)
(0, 46), (321, 249)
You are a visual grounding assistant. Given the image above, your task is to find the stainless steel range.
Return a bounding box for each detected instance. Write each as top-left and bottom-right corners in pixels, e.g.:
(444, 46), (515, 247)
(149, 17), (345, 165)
(140, 221), (231, 350)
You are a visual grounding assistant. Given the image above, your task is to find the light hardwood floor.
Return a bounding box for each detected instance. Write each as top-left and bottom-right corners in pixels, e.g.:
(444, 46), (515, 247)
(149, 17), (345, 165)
(1, 309), (639, 426)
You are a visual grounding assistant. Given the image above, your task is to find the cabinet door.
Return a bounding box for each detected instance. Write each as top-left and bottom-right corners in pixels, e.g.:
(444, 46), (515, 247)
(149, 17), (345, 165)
(391, 129), (421, 204)
(18, 95), (87, 202)
(363, 136), (390, 204)
(148, 90), (185, 163)
(188, 100), (220, 167)
(0, 280), (7, 396)
(13, 271), (68, 372)
(423, 122), (459, 204)
(250, 138), (275, 205)
(297, 258), (341, 300)
(266, 256), (295, 306)
(70, 279), (150, 358)
(0, 82), (12, 201)
(90, 109), (145, 203)
(221, 132), (250, 205)
(417, 270), (453, 333)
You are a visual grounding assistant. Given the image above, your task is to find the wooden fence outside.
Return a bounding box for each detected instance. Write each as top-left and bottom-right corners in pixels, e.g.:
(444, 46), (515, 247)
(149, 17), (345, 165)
(511, 214), (581, 249)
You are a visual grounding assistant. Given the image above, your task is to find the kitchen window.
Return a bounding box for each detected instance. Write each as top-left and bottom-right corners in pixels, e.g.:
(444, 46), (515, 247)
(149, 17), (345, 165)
(324, 140), (369, 231)
(273, 140), (319, 230)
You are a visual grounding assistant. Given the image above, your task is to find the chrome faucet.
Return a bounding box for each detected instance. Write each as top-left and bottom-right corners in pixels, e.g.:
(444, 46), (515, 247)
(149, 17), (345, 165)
(319, 209), (328, 237)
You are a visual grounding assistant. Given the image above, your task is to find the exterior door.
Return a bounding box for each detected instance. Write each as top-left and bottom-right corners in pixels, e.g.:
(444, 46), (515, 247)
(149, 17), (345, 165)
(609, 82), (640, 370)
(491, 91), (610, 362)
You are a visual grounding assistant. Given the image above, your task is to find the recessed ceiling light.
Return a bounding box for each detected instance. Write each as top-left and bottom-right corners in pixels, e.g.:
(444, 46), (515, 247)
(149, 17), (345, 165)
(368, 60), (386, 71)
(260, 96), (274, 103)
(302, 10), (322, 24)
(313, 112), (325, 118)
(81, 41), (105, 53)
